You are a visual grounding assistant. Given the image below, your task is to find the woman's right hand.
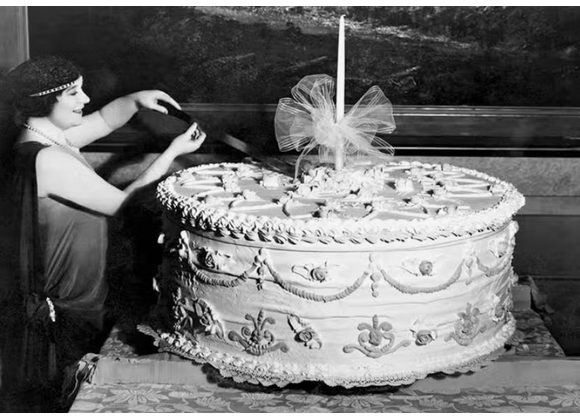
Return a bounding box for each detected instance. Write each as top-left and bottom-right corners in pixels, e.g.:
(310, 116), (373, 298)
(168, 122), (206, 157)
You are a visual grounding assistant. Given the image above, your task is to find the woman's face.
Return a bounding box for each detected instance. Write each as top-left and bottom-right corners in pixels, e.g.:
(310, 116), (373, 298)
(48, 76), (90, 129)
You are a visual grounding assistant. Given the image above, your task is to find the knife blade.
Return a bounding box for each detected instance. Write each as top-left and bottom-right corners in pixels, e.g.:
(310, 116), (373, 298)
(165, 103), (294, 176)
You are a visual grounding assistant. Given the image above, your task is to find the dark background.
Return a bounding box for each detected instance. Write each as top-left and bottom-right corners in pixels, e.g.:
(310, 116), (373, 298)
(28, 6), (580, 111)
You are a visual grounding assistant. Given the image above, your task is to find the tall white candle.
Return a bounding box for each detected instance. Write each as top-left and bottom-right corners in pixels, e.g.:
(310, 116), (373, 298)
(335, 15), (345, 171)
(336, 15), (345, 121)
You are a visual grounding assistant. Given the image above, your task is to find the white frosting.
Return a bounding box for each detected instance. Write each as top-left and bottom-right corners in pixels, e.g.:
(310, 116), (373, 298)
(149, 161), (524, 387)
(157, 161), (525, 246)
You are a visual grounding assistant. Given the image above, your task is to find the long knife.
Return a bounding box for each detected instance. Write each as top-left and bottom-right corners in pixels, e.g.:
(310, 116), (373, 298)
(167, 105), (295, 176)
(218, 133), (295, 176)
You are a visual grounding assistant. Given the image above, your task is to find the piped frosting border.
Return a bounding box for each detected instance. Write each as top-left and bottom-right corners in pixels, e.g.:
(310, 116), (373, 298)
(157, 161), (525, 246)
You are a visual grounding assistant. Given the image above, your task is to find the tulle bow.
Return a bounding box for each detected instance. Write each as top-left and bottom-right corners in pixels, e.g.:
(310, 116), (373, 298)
(275, 74), (396, 177)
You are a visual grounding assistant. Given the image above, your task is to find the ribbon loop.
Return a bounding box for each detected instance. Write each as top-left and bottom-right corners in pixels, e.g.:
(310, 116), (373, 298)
(275, 74), (396, 177)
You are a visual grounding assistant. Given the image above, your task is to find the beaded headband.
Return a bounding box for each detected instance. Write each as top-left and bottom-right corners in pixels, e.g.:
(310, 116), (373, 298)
(28, 81), (77, 97)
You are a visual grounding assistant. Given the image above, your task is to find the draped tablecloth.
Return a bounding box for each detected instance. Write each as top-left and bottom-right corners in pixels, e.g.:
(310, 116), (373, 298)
(69, 285), (580, 413)
(69, 375), (580, 413)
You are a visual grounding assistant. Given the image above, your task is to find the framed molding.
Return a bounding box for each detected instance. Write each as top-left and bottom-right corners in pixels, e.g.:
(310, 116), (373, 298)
(0, 6), (29, 71)
(88, 103), (580, 157)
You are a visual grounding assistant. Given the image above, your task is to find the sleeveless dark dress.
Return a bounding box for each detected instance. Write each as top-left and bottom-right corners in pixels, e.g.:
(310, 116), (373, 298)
(12, 141), (108, 388)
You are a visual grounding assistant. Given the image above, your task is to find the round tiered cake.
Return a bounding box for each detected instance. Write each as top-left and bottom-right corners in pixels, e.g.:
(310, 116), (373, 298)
(148, 160), (525, 387)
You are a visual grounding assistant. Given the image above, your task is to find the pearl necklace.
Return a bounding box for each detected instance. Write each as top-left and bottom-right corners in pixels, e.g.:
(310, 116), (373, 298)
(23, 123), (78, 152)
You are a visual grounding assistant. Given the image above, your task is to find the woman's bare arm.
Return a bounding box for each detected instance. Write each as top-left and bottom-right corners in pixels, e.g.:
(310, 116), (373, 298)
(64, 90), (181, 148)
(36, 123), (205, 216)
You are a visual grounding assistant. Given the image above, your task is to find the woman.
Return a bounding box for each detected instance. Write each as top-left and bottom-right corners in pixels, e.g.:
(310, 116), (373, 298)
(0, 56), (205, 408)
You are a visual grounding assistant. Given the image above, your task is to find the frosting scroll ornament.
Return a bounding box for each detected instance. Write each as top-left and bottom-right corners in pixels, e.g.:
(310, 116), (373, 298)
(177, 230), (195, 263)
(228, 309), (289, 356)
(488, 235), (509, 259)
(194, 299), (225, 339)
(171, 284), (225, 340)
(343, 315), (411, 358)
(445, 303), (487, 346)
(476, 240), (513, 278)
(176, 230), (234, 273)
(291, 261), (333, 283)
(287, 314), (322, 349)
(199, 247), (231, 271)
(489, 293), (512, 324)
(172, 286), (195, 331)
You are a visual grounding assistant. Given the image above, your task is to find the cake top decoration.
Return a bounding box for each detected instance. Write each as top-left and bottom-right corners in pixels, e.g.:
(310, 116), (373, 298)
(274, 17), (396, 178)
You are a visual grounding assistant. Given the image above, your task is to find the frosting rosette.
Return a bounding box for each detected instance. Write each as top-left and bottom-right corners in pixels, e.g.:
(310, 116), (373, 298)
(275, 74), (396, 177)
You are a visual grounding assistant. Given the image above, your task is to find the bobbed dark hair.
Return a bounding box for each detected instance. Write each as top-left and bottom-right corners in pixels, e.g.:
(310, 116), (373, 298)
(0, 56), (81, 182)
(4, 55), (81, 124)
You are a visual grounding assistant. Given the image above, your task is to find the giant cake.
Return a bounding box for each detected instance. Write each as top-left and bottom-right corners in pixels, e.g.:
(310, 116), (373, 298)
(146, 159), (525, 387)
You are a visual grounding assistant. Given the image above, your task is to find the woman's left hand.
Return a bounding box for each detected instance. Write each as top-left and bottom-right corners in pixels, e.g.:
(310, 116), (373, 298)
(168, 122), (207, 157)
(131, 90), (181, 114)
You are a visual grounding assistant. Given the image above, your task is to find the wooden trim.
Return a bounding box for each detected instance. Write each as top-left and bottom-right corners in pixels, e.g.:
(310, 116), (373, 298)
(88, 104), (580, 157)
(181, 103), (580, 138)
(181, 103), (580, 116)
(520, 197), (580, 217)
(0, 6), (29, 71)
